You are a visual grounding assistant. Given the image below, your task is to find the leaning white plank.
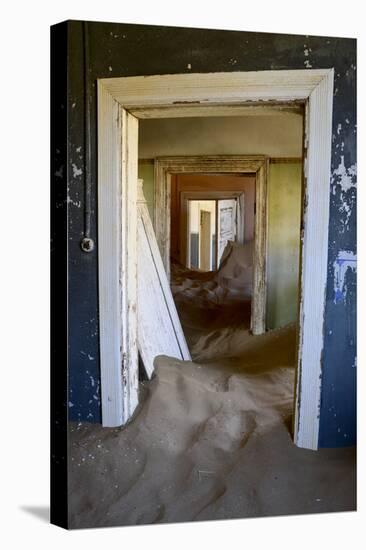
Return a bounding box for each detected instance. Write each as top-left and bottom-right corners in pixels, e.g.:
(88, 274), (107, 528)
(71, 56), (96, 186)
(137, 179), (191, 378)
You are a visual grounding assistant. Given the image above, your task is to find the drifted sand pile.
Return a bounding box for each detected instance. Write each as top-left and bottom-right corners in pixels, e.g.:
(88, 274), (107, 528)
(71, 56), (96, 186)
(68, 243), (355, 528)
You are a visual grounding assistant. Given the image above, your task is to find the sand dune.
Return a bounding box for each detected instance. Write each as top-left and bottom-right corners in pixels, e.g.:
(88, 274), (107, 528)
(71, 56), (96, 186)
(68, 244), (355, 528)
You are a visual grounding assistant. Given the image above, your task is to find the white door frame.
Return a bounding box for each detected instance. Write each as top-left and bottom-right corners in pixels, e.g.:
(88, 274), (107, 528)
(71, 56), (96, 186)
(97, 69), (334, 450)
(155, 155), (267, 335)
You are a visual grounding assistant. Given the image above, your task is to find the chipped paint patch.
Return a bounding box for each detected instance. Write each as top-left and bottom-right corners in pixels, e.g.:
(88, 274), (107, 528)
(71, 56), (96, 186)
(67, 197), (81, 208)
(303, 44), (312, 68)
(333, 250), (356, 303)
(72, 163), (83, 177)
(332, 156), (357, 192)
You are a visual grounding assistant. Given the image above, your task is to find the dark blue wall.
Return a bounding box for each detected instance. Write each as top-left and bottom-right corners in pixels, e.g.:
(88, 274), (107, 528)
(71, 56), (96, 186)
(63, 20), (356, 446)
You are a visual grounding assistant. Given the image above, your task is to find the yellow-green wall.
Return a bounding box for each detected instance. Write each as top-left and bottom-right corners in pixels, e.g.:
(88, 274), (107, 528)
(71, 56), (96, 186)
(266, 162), (302, 329)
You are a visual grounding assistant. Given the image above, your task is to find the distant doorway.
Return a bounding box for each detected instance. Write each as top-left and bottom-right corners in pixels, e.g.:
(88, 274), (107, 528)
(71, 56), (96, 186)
(187, 195), (245, 271)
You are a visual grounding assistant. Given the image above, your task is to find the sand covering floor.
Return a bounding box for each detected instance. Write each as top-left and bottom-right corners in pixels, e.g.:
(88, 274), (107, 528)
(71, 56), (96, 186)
(68, 245), (356, 528)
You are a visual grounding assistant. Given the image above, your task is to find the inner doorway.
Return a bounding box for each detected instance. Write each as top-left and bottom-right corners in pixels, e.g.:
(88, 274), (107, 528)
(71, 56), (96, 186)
(188, 196), (240, 271)
(155, 157), (267, 336)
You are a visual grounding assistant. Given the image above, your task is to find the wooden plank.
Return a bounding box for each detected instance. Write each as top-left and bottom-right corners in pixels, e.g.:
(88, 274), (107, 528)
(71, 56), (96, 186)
(137, 180), (191, 378)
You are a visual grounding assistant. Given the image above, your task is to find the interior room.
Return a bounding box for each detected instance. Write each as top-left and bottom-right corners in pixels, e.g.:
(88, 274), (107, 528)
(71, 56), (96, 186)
(69, 110), (355, 527)
(67, 105), (355, 528)
(54, 21), (356, 529)
(138, 113), (303, 352)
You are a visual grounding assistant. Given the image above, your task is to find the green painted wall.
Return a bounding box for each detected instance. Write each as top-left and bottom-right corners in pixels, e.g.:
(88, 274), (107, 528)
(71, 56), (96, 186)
(138, 162), (155, 222)
(266, 162), (302, 329)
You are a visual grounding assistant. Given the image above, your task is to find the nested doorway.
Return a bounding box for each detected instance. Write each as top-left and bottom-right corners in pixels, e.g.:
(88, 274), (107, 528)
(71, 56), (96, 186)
(154, 156), (268, 336)
(97, 69), (334, 450)
(185, 194), (243, 271)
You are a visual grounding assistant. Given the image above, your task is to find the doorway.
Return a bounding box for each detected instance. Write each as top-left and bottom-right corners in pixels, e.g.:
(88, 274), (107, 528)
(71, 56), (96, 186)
(187, 195), (242, 271)
(97, 69), (334, 450)
(154, 156), (267, 336)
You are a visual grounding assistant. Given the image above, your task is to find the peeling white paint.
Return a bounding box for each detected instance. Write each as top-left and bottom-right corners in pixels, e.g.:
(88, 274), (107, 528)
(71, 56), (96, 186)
(109, 66), (113, 72)
(339, 200), (352, 230)
(332, 155), (357, 192)
(187, 63), (191, 70)
(67, 197), (81, 208)
(304, 59), (312, 68)
(72, 163), (83, 177)
(76, 146), (82, 153)
(333, 250), (356, 304)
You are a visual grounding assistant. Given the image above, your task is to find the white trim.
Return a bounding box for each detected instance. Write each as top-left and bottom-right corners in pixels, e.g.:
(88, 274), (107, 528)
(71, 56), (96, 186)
(97, 69), (334, 449)
(293, 70), (334, 449)
(97, 84), (138, 426)
(101, 70), (327, 108)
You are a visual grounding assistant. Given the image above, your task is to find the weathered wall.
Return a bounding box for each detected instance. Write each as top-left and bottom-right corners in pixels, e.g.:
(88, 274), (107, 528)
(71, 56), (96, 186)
(267, 163), (302, 329)
(64, 20), (356, 447)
